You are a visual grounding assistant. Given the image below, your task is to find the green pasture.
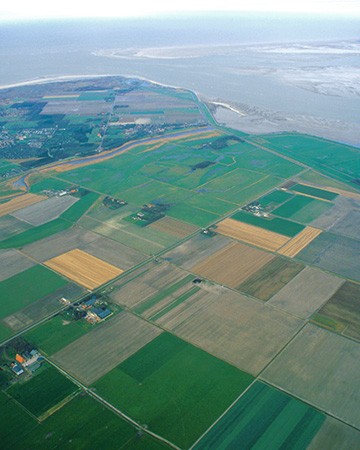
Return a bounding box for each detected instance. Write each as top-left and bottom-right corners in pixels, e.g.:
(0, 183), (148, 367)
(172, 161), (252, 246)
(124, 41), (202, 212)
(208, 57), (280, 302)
(25, 314), (94, 355)
(0, 218), (69, 249)
(232, 146), (303, 178)
(0, 265), (68, 319)
(0, 391), (37, 449)
(232, 210), (305, 237)
(194, 381), (325, 450)
(168, 203), (220, 227)
(257, 189), (294, 210)
(94, 333), (254, 448)
(251, 133), (360, 187)
(7, 393), (165, 450)
(290, 183), (338, 201)
(7, 365), (77, 417)
(0, 323), (13, 342)
(273, 195), (333, 223)
(298, 170), (359, 193)
(30, 175), (74, 194)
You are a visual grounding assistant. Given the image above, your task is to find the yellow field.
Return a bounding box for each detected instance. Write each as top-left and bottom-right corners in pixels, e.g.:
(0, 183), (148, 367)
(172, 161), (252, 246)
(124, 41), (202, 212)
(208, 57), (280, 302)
(192, 241), (274, 288)
(278, 226), (322, 257)
(45, 249), (124, 289)
(150, 216), (198, 238)
(0, 193), (46, 217)
(216, 218), (290, 252)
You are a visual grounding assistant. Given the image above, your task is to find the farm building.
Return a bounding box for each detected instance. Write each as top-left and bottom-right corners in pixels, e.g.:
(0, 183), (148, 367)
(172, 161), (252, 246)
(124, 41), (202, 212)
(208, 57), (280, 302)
(27, 361), (41, 373)
(92, 307), (112, 320)
(15, 354), (25, 364)
(11, 363), (24, 376)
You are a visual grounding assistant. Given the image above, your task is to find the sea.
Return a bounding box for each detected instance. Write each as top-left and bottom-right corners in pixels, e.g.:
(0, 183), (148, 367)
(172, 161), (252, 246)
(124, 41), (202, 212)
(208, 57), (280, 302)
(1, 13), (360, 145)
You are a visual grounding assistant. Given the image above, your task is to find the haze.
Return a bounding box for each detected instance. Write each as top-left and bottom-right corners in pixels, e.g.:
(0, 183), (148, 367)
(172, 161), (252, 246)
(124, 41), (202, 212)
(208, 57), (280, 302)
(2, 0), (360, 20)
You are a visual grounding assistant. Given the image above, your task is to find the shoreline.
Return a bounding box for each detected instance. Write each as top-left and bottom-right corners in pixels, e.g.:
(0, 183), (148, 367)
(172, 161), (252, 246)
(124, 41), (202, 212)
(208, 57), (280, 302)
(0, 73), (359, 148)
(0, 73), (196, 96)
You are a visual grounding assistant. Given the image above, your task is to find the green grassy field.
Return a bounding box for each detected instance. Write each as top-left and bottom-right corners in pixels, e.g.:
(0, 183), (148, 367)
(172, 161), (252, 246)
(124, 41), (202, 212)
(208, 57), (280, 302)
(251, 134), (360, 187)
(24, 313), (94, 355)
(0, 323), (13, 342)
(29, 175), (74, 194)
(232, 210), (305, 237)
(257, 189), (294, 210)
(93, 332), (254, 448)
(194, 381), (325, 450)
(0, 391), (37, 449)
(272, 195), (333, 223)
(2, 392), (167, 450)
(290, 183), (338, 201)
(7, 364), (78, 417)
(0, 265), (68, 319)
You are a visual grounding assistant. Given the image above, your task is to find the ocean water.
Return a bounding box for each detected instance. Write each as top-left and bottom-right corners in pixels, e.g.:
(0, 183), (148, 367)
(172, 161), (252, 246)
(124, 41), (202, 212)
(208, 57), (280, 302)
(1, 14), (360, 144)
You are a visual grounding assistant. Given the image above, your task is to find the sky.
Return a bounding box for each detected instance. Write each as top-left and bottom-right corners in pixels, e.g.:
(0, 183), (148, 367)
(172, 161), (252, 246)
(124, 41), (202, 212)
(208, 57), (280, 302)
(1, 0), (360, 21)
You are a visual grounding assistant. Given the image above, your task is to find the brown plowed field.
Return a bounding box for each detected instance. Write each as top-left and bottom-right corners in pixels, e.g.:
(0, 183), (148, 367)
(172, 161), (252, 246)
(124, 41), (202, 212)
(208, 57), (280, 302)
(0, 193), (46, 217)
(45, 249), (123, 289)
(191, 241), (274, 288)
(216, 218), (289, 251)
(52, 311), (161, 385)
(278, 226), (322, 257)
(150, 216), (198, 238)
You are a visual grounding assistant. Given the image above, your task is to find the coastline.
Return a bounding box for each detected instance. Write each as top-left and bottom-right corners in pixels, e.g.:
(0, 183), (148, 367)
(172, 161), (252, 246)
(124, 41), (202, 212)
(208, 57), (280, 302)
(0, 73), (198, 97)
(1, 73), (359, 147)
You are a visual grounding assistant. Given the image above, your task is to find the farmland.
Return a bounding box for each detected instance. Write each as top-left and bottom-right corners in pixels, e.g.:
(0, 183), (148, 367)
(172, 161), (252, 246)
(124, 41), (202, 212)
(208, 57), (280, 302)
(94, 332), (254, 448)
(11, 195), (78, 226)
(1, 391), (167, 450)
(0, 265), (68, 320)
(216, 217), (289, 251)
(163, 233), (232, 269)
(278, 226), (322, 257)
(159, 288), (303, 375)
(289, 183), (338, 201)
(194, 382), (325, 450)
(273, 195), (333, 223)
(52, 311), (161, 385)
(2, 283), (84, 333)
(7, 364), (78, 417)
(24, 312), (94, 355)
(0, 193), (45, 217)
(191, 241), (274, 288)
(262, 324), (360, 429)
(238, 257), (304, 301)
(1, 76), (360, 449)
(232, 210), (305, 237)
(149, 216), (198, 238)
(268, 267), (344, 319)
(297, 232), (360, 281)
(0, 249), (35, 281)
(250, 133), (360, 186)
(45, 248), (124, 289)
(312, 281), (360, 340)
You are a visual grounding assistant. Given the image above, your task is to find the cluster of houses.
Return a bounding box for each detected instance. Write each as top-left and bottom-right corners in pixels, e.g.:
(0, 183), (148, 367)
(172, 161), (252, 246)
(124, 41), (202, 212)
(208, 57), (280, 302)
(242, 201), (269, 217)
(11, 349), (43, 376)
(81, 296), (112, 324)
